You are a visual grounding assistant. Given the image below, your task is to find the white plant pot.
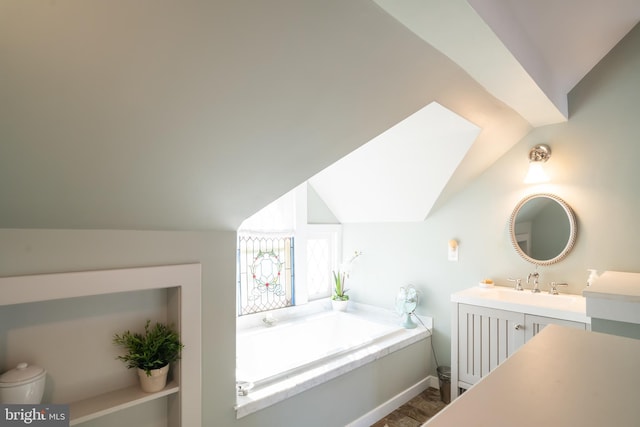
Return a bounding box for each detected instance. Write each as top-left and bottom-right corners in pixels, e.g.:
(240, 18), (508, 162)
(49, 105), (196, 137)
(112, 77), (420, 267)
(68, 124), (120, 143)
(331, 299), (349, 312)
(137, 365), (169, 393)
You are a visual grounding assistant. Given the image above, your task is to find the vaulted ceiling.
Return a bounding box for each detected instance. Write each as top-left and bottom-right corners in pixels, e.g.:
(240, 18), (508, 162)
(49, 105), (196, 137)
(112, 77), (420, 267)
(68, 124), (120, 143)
(1, 1), (638, 230)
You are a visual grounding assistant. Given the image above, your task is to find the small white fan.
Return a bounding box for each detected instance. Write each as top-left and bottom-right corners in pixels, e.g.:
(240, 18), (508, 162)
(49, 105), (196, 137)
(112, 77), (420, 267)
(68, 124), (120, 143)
(395, 285), (418, 329)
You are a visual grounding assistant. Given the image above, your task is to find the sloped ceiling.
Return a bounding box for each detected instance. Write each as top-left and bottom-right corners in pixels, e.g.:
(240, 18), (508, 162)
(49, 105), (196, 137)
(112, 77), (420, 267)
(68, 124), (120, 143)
(469, 0), (640, 100)
(309, 102), (479, 222)
(1, 1), (638, 230)
(375, 0), (568, 126)
(311, 0), (640, 224)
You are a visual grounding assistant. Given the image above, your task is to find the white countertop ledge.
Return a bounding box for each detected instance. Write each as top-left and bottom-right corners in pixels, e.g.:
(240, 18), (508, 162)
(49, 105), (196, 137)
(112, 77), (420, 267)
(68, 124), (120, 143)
(452, 285), (589, 323)
(582, 270), (640, 302)
(582, 270), (640, 323)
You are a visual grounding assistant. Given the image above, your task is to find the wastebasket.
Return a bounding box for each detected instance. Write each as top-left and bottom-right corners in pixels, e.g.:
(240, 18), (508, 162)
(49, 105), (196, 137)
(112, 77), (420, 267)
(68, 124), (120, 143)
(436, 366), (451, 404)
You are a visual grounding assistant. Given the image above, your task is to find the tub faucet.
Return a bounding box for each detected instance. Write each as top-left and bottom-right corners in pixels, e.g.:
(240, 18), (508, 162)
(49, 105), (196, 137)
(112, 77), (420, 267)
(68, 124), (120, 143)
(263, 313), (278, 327)
(527, 272), (541, 293)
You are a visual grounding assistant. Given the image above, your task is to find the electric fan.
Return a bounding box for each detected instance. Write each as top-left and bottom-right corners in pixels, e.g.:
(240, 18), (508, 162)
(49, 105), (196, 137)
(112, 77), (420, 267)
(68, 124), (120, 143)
(395, 285), (418, 329)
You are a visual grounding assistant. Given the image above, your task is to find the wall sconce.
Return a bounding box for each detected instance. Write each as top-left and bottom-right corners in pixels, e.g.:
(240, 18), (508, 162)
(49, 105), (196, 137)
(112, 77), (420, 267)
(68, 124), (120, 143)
(524, 144), (551, 184)
(448, 239), (458, 261)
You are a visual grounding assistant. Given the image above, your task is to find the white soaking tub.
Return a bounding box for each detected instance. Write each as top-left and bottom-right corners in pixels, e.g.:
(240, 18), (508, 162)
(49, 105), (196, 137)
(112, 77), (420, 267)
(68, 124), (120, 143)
(235, 302), (431, 418)
(236, 310), (401, 387)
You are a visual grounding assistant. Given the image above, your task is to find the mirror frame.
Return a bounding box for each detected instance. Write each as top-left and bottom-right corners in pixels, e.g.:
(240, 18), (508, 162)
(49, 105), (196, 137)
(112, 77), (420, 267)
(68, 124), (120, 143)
(509, 193), (577, 266)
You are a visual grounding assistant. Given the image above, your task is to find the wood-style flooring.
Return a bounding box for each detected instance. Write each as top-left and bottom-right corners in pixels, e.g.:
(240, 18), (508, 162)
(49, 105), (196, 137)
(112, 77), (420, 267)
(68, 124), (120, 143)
(370, 387), (448, 427)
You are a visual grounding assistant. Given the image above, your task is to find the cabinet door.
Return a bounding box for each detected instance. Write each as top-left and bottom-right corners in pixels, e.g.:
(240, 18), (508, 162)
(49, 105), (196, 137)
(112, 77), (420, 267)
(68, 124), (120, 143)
(458, 304), (525, 387)
(524, 314), (587, 341)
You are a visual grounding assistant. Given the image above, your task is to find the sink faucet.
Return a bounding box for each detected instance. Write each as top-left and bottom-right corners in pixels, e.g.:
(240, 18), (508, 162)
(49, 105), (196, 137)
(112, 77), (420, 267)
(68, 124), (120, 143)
(508, 278), (524, 291)
(527, 272), (541, 293)
(548, 282), (568, 295)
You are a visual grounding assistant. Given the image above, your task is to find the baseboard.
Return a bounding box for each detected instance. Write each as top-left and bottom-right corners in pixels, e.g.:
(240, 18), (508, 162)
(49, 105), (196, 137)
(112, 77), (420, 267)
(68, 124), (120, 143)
(346, 375), (439, 427)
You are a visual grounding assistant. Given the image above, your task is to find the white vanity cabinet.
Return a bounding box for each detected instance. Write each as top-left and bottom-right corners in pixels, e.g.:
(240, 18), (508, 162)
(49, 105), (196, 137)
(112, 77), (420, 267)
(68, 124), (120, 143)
(451, 287), (590, 399)
(456, 304), (524, 388)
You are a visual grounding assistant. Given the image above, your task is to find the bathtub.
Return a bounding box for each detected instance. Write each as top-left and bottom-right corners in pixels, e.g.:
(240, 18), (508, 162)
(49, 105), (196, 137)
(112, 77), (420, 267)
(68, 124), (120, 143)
(235, 303), (431, 418)
(236, 311), (402, 387)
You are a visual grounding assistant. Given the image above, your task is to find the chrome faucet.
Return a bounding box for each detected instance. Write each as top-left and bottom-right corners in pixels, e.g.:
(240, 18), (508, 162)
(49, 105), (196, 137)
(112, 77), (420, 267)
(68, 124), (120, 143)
(262, 313), (278, 327)
(548, 282), (568, 295)
(508, 277), (524, 291)
(527, 272), (541, 293)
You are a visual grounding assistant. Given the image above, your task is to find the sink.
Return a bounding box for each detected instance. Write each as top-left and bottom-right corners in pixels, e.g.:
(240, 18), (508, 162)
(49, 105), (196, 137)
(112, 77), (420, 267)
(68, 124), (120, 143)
(490, 288), (577, 307)
(452, 285), (588, 323)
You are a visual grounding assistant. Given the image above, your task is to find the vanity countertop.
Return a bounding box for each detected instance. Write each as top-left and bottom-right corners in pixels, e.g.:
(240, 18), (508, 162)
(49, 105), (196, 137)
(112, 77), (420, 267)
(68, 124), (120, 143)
(582, 270), (640, 323)
(583, 270), (640, 301)
(452, 285), (589, 323)
(425, 325), (640, 427)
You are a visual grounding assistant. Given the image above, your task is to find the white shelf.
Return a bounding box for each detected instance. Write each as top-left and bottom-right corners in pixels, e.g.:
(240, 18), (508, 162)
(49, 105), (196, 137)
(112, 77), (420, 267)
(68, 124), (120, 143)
(0, 264), (202, 426)
(69, 381), (179, 426)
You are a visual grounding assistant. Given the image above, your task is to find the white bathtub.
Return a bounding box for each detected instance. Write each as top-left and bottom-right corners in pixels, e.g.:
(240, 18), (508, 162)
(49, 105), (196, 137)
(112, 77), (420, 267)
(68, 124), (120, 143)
(235, 304), (431, 418)
(236, 310), (402, 387)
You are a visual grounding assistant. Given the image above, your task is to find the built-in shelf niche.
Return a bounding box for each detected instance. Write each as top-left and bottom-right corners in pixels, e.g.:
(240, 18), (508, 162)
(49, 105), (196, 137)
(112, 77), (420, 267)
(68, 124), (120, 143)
(0, 264), (202, 426)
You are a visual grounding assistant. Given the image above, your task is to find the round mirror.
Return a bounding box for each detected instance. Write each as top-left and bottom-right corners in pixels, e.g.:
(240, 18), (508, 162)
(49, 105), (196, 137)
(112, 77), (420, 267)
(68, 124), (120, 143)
(509, 193), (577, 265)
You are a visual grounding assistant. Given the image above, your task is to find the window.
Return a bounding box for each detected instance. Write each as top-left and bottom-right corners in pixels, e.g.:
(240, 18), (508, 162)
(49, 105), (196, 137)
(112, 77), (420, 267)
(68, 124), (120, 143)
(237, 234), (294, 315)
(305, 227), (340, 300)
(237, 183), (340, 316)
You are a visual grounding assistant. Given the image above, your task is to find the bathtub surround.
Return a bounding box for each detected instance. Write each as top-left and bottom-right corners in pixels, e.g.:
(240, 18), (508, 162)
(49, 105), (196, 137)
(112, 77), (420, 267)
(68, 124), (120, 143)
(235, 302), (433, 418)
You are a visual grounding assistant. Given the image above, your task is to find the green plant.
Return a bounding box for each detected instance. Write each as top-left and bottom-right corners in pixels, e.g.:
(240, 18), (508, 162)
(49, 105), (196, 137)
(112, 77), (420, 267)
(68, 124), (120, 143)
(332, 270), (349, 301)
(113, 320), (184, 376)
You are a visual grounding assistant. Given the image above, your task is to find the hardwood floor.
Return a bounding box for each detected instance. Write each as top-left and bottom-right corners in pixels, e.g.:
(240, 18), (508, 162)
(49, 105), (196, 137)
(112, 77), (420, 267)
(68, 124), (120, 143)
(370, 387), (448, 427)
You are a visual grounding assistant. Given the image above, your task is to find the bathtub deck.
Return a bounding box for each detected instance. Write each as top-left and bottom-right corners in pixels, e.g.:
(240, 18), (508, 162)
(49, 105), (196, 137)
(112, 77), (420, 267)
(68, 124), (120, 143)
(235, 302), (432, 419)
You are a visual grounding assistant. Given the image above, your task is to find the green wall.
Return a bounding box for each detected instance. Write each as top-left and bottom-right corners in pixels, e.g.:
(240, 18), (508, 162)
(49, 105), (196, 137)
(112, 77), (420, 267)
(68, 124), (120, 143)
(342, 23), (640, 367)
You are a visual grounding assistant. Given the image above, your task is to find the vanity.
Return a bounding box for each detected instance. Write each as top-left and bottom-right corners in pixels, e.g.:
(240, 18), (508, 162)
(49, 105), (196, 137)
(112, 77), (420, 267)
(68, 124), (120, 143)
(450, 286), (590, 398)
(450, 192), (589, 399)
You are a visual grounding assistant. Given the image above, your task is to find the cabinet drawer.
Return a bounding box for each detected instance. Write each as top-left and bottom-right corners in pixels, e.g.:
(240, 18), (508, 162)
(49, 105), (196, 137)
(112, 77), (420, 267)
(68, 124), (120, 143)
(524, 314), (587, 341)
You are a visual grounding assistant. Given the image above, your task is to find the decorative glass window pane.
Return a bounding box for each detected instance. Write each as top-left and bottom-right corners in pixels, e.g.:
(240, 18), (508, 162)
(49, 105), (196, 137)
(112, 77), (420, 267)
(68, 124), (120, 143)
(238, 235), (294, 316)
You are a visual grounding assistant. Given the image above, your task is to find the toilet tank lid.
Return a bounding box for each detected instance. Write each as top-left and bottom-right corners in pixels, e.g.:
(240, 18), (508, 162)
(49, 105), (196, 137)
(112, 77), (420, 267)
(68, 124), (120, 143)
(0, 363), (46, 386)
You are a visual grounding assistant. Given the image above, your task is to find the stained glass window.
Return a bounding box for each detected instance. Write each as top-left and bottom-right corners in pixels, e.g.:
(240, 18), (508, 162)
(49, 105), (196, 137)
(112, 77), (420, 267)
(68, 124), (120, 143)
(238, 235), (294, 315)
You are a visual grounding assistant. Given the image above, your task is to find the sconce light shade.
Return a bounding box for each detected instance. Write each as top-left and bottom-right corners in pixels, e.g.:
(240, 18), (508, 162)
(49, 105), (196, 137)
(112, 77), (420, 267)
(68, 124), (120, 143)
(524, 144), (551, 184)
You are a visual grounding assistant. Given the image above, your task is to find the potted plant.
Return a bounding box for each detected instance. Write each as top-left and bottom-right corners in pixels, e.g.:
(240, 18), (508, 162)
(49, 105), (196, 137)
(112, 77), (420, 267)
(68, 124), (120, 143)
(113, 320), (184, 393)
(331, 270), (349, 311)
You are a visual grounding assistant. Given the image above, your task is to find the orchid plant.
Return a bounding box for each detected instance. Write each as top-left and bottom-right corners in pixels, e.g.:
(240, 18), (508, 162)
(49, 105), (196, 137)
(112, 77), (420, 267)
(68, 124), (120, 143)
(331, 251), (362, 301)
(332, 270), (349, 301)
